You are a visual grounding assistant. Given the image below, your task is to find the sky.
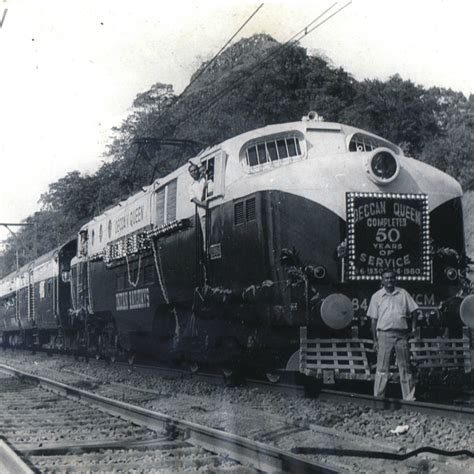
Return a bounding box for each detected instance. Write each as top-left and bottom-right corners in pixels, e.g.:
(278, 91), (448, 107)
(0, 0), (472, 244)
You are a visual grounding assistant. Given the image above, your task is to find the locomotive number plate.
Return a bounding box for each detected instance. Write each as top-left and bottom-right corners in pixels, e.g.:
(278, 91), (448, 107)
(209, 243), (222, 260)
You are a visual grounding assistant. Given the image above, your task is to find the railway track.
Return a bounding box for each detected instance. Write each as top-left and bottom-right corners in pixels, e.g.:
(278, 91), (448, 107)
(0, 363), (338, 473)
(98, 357), (474, 422)
(314, 387), (474, 422)
(0, 351), (472, 472)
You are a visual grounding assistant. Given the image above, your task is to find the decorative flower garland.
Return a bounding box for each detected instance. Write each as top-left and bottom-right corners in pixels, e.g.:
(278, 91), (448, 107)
(147, 218), (189, 238)
(99, 218), (189, 264)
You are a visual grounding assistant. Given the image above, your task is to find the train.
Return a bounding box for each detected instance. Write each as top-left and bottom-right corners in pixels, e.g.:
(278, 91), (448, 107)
(1, 112), (473, 385)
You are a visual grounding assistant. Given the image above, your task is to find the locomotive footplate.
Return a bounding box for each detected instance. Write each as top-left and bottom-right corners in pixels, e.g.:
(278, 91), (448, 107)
(299, 327), (471, 384)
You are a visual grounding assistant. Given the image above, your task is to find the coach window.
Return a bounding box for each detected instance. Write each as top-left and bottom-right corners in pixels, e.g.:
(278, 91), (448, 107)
(61, 270), (70, 283)
(78, 230), (88, 257)
(4, 295), (15, 309)
(39, 281), (45, 299)
(99, 224), (103, 243)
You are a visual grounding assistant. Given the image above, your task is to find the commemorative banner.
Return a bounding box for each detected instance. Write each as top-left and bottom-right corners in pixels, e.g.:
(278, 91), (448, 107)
(346, 192), (430, 281)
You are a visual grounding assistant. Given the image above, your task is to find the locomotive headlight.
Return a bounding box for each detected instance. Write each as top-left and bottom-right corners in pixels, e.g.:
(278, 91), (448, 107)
(314, 265), (327, 280)
(364, 147), (400, 185)
(444, 267), (458, 281)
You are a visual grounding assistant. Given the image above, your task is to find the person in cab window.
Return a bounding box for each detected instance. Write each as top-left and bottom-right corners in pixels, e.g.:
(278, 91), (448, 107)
(188, 163), (208, 248)
(203, 164), (214, 199)
(367, 269), (418, 401)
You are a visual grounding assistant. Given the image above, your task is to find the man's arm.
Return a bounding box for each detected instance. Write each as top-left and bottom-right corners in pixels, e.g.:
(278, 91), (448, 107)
(367, 294), (378, 351)
(371, 318), (378, 351)
(404, 290), (419, 334)
(409, 308), (419, 333)
(191, 197), (206, 208)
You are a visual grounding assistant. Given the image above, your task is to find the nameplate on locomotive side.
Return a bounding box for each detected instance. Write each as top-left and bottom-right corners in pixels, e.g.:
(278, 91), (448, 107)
(346, 192), (430, 281)
(116, 288), (150, 311)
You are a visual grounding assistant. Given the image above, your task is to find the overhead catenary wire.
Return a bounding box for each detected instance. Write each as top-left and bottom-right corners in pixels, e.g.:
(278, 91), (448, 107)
(183, 1), (351, 123)
(132, 2), (351, 177)
(185, 2), (339, 117)
(150, 2), (340, 138)
(128, 3), (266, 182)
(148, 3), (265, 132)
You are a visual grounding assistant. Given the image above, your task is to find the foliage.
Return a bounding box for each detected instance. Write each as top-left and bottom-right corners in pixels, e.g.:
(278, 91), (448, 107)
(339, 75), (440, 155)
(0, 34), (472, 276)
(419, 92), (474, 189)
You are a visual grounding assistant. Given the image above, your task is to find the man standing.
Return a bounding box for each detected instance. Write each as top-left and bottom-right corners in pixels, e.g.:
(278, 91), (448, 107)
(367, 269), (418, 401)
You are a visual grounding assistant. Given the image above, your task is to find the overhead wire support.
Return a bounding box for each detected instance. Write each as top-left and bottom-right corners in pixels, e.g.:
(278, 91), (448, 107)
(184, 1), (352, 122)
(0, 222), (37, 270)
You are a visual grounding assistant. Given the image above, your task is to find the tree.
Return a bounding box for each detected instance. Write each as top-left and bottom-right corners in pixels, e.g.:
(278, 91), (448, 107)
(340, 75), (440, 155)
(1, 34), (473, 277)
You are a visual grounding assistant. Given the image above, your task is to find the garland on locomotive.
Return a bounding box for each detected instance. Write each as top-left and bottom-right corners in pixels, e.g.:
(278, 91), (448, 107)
(0, 113), (472, 385)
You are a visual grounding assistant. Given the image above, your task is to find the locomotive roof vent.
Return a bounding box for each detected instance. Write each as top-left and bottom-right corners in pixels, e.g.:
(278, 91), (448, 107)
(364, 147), (400, 185)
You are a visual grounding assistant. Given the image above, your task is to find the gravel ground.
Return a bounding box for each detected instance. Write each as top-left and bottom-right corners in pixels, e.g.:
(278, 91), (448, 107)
(0, 351), (472, 473)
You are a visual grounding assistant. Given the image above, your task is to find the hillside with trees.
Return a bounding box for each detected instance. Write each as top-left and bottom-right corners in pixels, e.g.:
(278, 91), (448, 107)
(0, 34), (472, 275)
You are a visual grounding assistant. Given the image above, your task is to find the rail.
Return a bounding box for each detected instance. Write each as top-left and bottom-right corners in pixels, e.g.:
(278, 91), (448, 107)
(0, 363), (339, 473)
(0, 439), (32, 474)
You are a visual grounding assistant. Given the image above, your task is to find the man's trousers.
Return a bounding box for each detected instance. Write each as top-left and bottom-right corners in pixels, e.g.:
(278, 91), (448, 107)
(374, 330), (415, 401)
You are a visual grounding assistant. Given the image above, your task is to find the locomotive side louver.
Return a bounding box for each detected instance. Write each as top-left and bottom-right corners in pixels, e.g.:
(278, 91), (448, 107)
(364, 147), (400, 185)
(234, 202), (245, 225)
(246, 198), (256, 221)
(234, 197), (256, 225)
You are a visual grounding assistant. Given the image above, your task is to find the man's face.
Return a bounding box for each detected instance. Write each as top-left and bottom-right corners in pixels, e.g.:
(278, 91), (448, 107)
(381, 271), (396, 292)
(189, 166), (200, 180)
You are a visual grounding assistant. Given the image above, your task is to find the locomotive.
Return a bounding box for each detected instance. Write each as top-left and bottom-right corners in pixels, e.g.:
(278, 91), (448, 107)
(1, 113), (472, 384)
